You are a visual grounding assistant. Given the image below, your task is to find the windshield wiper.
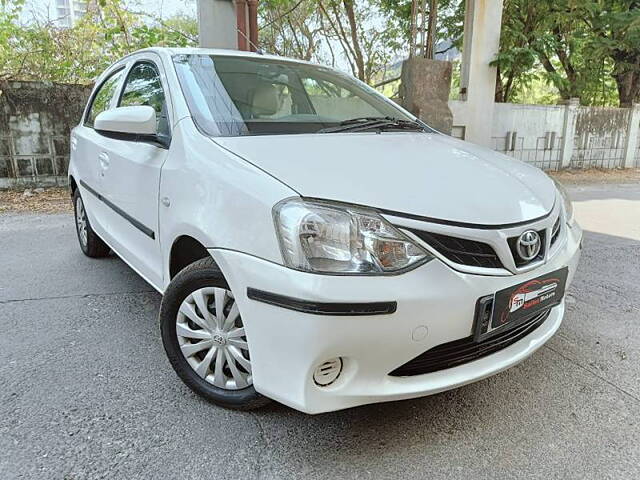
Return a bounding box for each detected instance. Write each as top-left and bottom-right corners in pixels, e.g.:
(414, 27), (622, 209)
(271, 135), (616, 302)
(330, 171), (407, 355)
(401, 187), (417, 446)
(318, 116), (426, 134)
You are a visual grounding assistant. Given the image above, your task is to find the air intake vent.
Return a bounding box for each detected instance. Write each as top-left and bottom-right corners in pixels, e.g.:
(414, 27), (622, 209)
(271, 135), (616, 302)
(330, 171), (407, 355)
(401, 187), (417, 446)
(406, 229), (504, 269)
(389, 310), (551, 377)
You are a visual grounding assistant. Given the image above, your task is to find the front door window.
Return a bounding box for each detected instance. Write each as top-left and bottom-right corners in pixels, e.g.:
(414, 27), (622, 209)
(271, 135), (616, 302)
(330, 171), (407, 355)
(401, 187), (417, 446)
(119, 62), (170, 142)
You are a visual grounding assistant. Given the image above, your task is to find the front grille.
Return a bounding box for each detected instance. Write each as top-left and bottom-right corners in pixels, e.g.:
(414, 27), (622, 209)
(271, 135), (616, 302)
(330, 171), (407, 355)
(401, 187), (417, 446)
(389, 309), (551, 377)
(407, 229), (504, 269)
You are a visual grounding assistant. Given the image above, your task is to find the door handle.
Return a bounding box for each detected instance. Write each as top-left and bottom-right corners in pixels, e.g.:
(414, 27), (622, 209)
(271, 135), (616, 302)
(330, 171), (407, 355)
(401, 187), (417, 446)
(71, 136), (78, 151)
(98, 152), (110, 170)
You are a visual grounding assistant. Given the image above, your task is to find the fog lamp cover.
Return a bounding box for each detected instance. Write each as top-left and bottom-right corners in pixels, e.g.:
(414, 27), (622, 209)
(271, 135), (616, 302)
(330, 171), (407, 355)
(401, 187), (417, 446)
(313, 358), (343, 386)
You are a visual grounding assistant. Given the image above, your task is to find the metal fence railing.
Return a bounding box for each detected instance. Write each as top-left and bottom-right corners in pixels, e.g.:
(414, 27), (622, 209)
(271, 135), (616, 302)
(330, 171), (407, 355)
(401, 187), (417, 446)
(571, 132), (626, 169)
(0, 135), (69, 186)
(492, 132), (563, 171)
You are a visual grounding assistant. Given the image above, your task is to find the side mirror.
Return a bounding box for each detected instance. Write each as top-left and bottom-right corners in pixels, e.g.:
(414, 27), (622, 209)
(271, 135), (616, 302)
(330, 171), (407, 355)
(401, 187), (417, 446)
(95, 105), (157, 136)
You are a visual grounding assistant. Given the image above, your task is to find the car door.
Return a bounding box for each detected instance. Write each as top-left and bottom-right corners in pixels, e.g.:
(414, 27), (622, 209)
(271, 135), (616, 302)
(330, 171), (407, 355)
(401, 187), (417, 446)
(98, 58), (172, 289)
(72, 66), (126, 238)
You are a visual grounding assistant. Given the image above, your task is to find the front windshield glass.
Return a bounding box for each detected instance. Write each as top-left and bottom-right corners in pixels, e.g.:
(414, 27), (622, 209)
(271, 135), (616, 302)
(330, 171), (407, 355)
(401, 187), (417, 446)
(173, 54), (422, 137)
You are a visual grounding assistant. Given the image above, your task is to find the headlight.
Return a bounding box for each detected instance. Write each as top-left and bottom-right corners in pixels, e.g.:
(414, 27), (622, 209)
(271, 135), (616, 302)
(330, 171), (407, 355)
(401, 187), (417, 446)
(552, 178), (574, 224)
(273, 198), (433, 274)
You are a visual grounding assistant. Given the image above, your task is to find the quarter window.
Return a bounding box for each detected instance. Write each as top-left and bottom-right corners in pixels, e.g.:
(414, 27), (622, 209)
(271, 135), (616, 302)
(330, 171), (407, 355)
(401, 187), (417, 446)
(119, 62), (170, 139)
(85, 69), (124, 127)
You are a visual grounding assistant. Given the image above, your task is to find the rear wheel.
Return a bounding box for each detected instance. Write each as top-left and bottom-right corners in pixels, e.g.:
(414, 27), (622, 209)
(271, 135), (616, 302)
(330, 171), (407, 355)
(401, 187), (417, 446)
(73, 189), (110, 258)
(160, 257), (270, 410)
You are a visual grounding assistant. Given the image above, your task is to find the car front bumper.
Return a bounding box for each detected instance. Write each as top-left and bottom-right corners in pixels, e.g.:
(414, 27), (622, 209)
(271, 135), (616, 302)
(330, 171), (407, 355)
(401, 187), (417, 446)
(210, 222), (582, 414)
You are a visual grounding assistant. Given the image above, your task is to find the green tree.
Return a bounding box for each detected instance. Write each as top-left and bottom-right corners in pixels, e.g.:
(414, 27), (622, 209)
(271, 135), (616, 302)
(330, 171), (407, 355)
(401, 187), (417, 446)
(378, 0), (464, 56)
(581, 0), (640, 107)
(0, 0), (196, 83)
(259, 0), (403, 84)
(379, 0), (639, 106)
(259, 0), (324, 60)
(492, 0), (596, 103)
(493, 0), (640, 106)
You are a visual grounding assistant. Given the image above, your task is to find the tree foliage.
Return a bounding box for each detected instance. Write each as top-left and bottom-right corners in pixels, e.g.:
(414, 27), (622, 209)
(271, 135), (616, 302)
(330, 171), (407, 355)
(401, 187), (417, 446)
(493, 0), (640, 106)
(583, 0), (640, 106)
(0, 0), (196, 83)
(378, 0), (464, 56)
(376, 0), (640, 106)
(259, 0), (403, 83)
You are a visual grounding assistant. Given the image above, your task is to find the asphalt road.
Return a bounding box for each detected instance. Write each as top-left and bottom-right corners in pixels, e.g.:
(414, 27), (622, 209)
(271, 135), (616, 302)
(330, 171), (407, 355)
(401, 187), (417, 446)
(1, 183), (639, 480)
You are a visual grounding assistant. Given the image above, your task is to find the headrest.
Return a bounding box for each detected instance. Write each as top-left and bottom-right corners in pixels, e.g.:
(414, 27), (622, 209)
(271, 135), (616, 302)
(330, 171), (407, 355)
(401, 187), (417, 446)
(251, 83), (279, 117)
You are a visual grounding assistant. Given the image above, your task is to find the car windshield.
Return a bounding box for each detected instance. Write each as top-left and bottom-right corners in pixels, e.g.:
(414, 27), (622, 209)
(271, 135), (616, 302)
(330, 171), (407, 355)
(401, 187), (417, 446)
(172, 54), (423, 137)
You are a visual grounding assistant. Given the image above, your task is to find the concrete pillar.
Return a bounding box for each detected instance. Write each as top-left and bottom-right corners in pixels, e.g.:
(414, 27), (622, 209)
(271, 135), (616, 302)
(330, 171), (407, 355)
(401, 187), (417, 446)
(623, 103), (640, 168)
(401, 57), (453, 134)
(458, 0), (504, 147)
(560, 98), (579, 168)
(198, 0), (237, 49)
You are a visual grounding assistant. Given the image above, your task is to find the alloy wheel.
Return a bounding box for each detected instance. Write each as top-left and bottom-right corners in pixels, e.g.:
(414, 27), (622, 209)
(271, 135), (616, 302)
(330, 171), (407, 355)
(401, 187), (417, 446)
(176, 287), (252, 390)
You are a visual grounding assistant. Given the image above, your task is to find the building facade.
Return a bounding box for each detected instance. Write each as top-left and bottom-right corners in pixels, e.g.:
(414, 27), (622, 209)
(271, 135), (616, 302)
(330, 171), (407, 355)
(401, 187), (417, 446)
(55, 0), (89, 27)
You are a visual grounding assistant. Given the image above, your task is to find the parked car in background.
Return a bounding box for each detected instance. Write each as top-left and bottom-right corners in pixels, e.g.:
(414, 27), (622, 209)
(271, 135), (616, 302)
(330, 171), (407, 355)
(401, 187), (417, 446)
(69, 47), (582, 414)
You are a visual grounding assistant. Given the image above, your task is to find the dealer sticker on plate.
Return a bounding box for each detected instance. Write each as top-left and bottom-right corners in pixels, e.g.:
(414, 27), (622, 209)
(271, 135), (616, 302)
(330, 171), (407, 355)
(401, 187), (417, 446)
(474, 267), (568, 341)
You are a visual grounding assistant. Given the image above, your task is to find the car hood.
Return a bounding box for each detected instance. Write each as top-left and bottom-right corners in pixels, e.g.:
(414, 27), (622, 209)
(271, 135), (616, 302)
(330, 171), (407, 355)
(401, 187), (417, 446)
(214, 132), (556, 226)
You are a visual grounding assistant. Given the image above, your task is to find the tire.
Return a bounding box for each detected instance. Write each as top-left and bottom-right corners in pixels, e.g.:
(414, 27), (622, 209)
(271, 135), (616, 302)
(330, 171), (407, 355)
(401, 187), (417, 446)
(73, 188), (110, 258)
(160, 257), (271, 410)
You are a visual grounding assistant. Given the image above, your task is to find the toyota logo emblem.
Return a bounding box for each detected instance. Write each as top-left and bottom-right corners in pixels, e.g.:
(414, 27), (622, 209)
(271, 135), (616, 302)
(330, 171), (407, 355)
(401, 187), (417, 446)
(516, 230), (541, 261)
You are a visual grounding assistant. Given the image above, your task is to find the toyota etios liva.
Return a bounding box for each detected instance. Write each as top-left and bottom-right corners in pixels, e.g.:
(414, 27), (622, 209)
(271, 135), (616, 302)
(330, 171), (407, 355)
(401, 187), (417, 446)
(69, 48), (582, 414)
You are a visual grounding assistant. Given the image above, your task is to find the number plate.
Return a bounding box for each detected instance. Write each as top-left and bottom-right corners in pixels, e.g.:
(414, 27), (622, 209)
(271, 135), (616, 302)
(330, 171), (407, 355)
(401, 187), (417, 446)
(474, 267), (568, 341)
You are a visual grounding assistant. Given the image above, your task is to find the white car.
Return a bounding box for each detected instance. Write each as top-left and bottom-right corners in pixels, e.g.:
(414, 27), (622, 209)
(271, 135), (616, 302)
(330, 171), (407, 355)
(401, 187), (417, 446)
(69, 47), (582, 414)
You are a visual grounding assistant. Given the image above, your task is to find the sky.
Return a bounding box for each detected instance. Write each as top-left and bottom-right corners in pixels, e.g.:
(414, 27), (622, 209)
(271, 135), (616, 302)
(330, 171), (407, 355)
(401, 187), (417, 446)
(20, 0), (197, 24)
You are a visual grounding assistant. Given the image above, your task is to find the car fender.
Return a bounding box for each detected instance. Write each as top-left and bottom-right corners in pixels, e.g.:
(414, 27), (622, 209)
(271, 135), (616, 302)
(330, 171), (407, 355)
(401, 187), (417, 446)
(158, 118), (296, 290)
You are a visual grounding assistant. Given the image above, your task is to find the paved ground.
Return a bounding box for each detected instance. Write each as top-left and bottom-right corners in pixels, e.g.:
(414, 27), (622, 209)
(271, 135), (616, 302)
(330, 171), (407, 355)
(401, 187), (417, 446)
(1, 182), (639, 480)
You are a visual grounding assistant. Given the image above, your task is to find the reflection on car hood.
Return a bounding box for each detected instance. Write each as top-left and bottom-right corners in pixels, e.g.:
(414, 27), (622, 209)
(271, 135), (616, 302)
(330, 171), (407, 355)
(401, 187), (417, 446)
(214, 132), (556, 226)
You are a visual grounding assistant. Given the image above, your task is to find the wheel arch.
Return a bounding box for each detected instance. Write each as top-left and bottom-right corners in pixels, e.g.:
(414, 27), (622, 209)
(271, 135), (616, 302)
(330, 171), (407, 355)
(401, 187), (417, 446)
(169, 234), (219, 279)
(69, 175), (78, 197)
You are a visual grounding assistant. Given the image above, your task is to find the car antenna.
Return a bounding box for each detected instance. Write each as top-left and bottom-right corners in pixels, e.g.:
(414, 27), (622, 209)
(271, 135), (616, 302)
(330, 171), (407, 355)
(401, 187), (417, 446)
(236, 28), (266, 55)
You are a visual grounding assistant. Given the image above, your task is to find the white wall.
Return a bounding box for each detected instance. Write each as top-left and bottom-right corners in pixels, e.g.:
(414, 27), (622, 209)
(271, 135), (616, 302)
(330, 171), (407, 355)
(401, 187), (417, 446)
(451, 100), (640, 170)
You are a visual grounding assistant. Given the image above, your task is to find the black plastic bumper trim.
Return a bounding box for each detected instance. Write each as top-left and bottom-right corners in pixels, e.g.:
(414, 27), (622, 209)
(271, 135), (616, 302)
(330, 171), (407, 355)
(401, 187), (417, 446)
(79, 180), (155, 239)
(246, 288), (397, 316)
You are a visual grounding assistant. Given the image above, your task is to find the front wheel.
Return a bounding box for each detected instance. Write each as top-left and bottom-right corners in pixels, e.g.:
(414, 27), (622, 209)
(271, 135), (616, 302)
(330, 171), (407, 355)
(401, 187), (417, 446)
(160, 257), (271, 410)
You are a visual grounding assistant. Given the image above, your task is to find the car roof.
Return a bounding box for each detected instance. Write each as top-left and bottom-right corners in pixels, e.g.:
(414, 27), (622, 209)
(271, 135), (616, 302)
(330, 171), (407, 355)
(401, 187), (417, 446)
(131, 47), (320, 68)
